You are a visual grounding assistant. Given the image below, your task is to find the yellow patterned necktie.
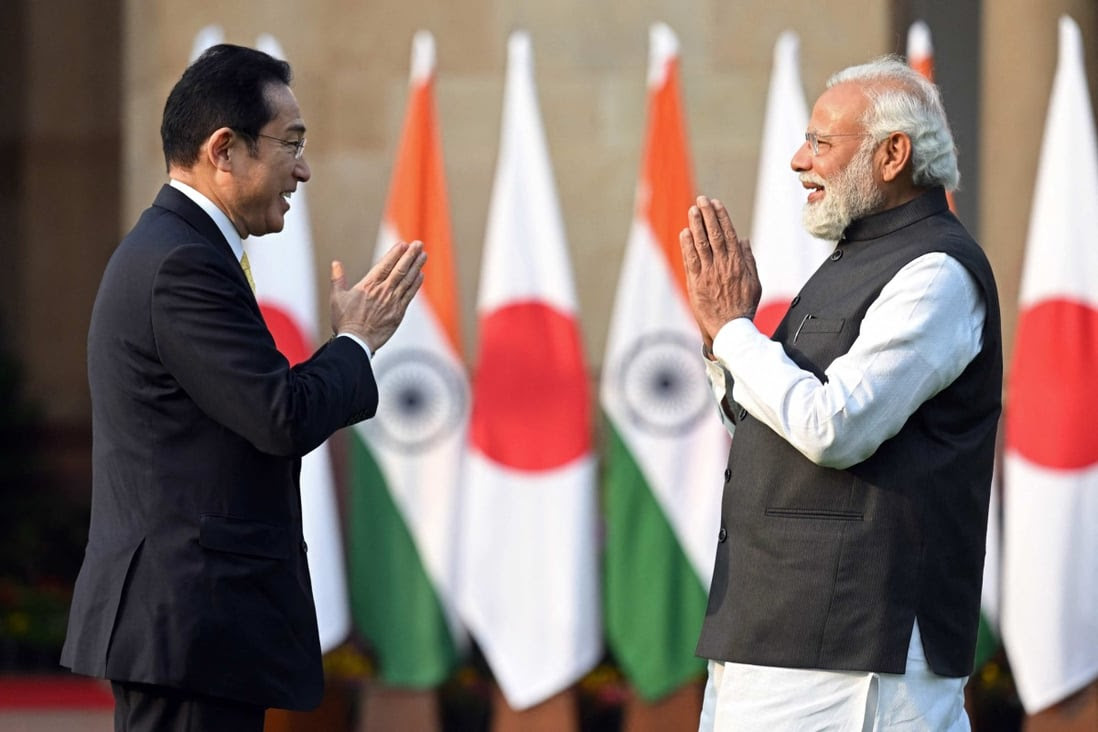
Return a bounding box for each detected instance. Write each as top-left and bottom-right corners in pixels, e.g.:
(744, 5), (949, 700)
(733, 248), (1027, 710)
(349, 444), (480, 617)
(240, 251), (257, 294)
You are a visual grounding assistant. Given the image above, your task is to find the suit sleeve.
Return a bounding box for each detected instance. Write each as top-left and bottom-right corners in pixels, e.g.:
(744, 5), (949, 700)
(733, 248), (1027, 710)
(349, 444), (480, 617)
(150, 242), (378, 457)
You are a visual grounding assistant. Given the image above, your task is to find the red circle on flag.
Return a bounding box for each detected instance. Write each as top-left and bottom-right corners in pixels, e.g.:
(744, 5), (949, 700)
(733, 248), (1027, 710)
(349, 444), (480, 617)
(754, 302), (789, 339)
(260, 303), (312, 367)
(1006, 299), (1098, 469)
(471, 302), (591, 471)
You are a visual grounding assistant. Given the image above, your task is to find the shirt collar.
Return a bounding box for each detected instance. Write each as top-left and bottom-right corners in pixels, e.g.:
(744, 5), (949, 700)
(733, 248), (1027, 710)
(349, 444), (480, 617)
(840, 187), (951, 244)
(168, 179), (245, 261)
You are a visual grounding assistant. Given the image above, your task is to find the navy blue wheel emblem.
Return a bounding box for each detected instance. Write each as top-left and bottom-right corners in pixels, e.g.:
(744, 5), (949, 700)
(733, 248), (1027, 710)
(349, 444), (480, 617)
(615, 332), (711, 436)
(370, 348), (468, 452)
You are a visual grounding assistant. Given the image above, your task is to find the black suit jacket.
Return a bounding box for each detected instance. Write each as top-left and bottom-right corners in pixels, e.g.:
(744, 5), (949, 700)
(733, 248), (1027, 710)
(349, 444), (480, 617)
(61, 185), (377, 710)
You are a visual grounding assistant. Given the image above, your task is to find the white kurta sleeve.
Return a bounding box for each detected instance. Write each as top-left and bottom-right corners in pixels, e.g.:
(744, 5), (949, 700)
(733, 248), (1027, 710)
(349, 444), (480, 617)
(710, 252), (985, 469)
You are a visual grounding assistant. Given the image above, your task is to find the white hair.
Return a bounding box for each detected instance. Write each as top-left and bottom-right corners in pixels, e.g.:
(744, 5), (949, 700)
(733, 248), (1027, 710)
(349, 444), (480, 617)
(827, 56), (960, 191)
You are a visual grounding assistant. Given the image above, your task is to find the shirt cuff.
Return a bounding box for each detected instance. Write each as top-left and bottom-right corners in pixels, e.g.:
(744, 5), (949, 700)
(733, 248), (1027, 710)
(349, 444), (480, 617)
(337, 332), (373, 359)
(711, 318), (759, 363)
(704, 356), (727, 392)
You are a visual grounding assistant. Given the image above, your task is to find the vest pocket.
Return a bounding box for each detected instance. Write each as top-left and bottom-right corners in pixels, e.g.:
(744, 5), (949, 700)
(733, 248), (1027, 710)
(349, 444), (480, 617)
(764, 507), (863, 521)
(792, 315), (845, 342)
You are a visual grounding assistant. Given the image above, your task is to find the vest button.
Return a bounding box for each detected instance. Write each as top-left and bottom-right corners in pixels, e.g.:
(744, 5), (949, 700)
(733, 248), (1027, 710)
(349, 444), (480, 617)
(830, 249), (844, 261)
(723, 468), (731, 482)
(718, 527), (728, 543)
(301, 540), (308, 553)
(790, 295), (800, 307)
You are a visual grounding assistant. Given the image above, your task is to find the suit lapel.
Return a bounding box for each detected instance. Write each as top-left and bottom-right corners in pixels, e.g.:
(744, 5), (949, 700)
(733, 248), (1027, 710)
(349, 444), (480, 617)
(152, 185), (256, 301)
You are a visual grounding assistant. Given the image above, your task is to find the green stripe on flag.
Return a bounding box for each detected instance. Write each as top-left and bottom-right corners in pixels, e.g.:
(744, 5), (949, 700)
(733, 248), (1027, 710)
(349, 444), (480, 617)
(603, 420), (708, 700)
(348, 434), (458, 687)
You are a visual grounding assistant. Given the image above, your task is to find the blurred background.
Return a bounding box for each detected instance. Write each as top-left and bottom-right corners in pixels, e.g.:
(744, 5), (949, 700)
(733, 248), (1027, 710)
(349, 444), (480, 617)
(2, 0), (1097, 730)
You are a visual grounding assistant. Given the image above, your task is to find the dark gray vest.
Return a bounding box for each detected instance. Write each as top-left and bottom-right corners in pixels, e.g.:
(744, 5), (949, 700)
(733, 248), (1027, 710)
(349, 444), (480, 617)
(696, 188), (1002, 677)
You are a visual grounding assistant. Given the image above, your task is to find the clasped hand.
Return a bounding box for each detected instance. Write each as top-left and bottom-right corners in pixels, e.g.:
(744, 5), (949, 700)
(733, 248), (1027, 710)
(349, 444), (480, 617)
(678, 196), (761, 348)
(330, 240), (426, 352)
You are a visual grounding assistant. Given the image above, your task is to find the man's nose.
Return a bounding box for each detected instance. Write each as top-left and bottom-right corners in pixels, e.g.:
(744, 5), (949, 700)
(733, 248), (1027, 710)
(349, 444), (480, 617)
(295, 157), (311, 182)
(790, 141), (812, 172)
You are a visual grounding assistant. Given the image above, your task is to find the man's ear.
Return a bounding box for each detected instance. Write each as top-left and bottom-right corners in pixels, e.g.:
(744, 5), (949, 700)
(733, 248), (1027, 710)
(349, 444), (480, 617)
(879, 131), (912, 183)
(206, 127), (236, 171)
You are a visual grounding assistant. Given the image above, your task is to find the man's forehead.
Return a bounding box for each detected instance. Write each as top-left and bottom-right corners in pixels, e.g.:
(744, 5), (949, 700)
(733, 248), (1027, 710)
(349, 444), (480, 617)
(264, 83), (306, 132)
(810, 82), (869, 129)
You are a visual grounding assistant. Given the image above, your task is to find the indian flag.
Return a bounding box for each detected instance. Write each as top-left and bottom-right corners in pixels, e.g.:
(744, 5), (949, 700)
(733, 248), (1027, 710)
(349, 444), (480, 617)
(455, 31), (601, 710)
(1002, 15), (1098, 714)
(247, 33), (351, 654)
(600, 22), (727, 702)
(347, 31), (468, 687)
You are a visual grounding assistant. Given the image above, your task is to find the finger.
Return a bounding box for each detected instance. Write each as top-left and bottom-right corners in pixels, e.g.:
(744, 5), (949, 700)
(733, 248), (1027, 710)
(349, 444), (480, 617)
(687, 205), (713, 264)
(330, 260), (347, 291)
(712, 199), (749, 276)
(697, 196), (727, 255)
(679, 228), (701, 272)
(385, 241), (425, 285)
(740, 236), (759, 280)
(369, 240), (411, 281)
(393, 252), (427, 298)
(711, 199), (741, 251)
(403, 271), (426, 302)
(391, 270), (425, 312)
(409, 250), (428, 280)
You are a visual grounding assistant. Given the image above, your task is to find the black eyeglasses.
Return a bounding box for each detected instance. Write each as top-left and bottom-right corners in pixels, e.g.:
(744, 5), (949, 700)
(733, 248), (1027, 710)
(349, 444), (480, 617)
(256, 133), (307, 160)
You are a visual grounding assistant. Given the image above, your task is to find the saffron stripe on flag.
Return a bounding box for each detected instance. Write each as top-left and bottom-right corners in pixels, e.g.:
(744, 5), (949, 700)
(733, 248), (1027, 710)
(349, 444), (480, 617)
(600, 22), (727, 702)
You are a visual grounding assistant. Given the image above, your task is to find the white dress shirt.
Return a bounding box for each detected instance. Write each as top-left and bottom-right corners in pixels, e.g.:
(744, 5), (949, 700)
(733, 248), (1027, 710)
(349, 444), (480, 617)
(700, 252), (986, 731)
(170, 178), (245, 262)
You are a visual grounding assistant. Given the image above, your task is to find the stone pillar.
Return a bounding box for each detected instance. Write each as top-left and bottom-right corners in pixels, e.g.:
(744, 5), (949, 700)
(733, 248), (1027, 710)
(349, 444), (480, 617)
(18, 0), (121, 424)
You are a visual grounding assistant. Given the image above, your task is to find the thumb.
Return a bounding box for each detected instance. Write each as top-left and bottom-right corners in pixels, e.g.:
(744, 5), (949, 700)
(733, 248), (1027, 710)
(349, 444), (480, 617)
(330, 260), (347, 292)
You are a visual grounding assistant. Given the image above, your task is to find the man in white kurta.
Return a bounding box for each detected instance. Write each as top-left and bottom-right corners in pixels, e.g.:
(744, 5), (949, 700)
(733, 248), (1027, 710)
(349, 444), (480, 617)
(681, 57), (1001, 731)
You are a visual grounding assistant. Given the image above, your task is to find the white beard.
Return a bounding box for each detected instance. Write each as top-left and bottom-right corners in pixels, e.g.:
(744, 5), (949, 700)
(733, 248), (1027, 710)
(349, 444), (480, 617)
(802, 142), (886, 241)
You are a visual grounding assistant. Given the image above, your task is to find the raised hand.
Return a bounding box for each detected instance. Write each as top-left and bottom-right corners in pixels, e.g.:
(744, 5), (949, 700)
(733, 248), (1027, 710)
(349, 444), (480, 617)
(678, 196), (761, 346)
(330, 240), (426, 352)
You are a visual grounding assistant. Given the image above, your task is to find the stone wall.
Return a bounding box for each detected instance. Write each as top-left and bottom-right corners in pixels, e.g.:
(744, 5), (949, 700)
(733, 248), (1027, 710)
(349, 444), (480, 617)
(6, 0), (1098, 424)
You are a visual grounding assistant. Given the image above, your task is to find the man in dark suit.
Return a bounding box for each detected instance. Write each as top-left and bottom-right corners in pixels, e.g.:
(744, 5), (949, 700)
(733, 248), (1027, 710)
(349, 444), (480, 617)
(61, 44), (425, 731)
